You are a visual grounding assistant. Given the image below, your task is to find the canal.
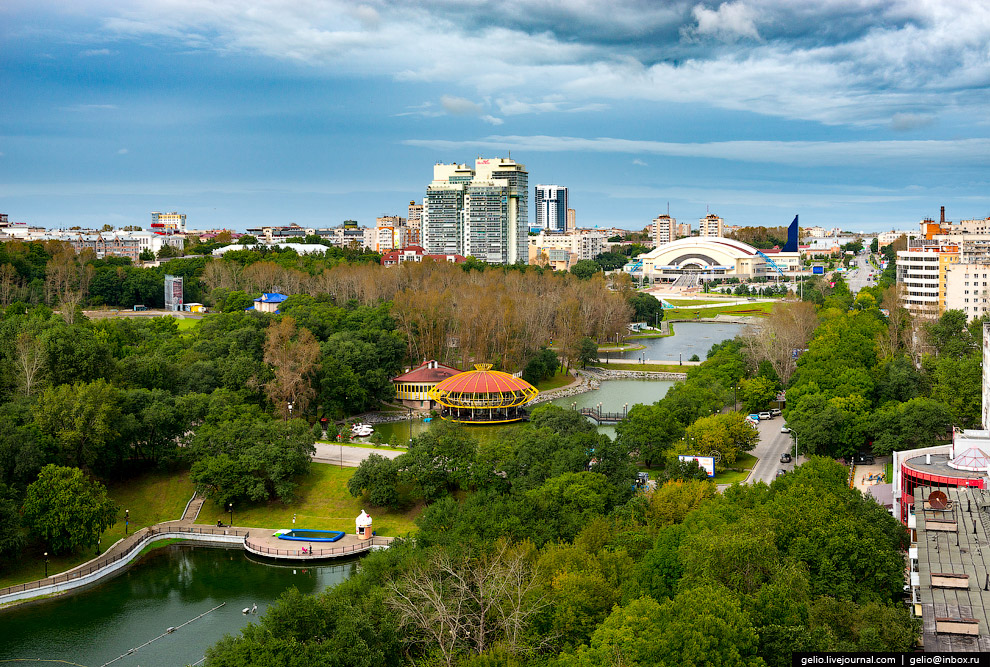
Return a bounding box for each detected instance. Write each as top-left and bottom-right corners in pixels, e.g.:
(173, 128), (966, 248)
(0, 545), (356, 667)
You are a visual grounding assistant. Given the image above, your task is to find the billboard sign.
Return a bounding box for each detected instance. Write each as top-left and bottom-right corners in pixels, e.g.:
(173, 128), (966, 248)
(678, 455), (716, 478)
(812, 266), (825, 275)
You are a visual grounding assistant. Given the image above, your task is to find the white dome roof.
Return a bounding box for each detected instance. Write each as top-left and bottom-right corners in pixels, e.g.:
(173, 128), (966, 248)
(356, 509), (373, 527)
(948, 447), (990, 472)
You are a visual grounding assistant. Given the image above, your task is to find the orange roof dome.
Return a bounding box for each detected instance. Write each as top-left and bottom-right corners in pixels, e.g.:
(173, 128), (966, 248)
(432, 364), (535, 395)
(427, 364), (539, 423)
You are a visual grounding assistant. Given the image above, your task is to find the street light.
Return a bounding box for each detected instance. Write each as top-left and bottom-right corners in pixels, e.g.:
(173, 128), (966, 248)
(125, 509), (129, 535)
(228, 503), (233, 527)
(44, 552), (48, 579)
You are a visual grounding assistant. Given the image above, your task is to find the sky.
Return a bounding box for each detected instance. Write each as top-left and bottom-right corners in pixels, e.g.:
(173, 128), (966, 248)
(2, 0), (990, 233)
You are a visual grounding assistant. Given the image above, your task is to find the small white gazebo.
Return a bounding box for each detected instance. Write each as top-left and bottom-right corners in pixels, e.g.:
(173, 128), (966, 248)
(356, 509), (373, 540)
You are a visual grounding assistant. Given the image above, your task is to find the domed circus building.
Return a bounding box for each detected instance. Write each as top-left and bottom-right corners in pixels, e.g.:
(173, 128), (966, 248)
(427, 364), (539, 424)
(638, 237), (798, 282)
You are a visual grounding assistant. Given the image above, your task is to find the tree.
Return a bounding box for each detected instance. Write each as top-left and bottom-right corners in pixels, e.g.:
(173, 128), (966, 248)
(156, 244), (179, 259)
(785, 393), (871, 459)
(615, 404), (684, 468)
(740, 376), (777, 413)
(627, 291), (663, 324)
(22, 464), (118, 555)
(263, 317), (320, 420)
(742, 301), (817, 386)
(33, 379), (123, 473)
(577, 337), (598, 368)
(570, 260), (600, 279)
(13, 330), (46, 396)
(871, 398), (953, 456)
(138, 249), (155, 262)
(683, 413), (759, 469)
(522, 347), (560, 385)
(348, 454), (402, 509)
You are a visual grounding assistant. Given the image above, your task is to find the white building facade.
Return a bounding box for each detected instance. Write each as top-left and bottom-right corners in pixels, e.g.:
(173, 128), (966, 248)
(534, 185), (568, 232)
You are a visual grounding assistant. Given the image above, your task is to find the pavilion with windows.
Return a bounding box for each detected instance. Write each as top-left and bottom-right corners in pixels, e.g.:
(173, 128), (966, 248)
(427, 364), (539, 424)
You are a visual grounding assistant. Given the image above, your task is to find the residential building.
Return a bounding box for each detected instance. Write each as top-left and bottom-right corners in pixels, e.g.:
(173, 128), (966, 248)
(534, 185), (568, 232)
(374, 215), (409, 253)
(877, 230), (915, 246)
(944, 263), (990, 320)
(423, 157), (529, 264)
(566, 208), (576, 231)
(676, 222), (692, 238)
(380, 246), (466, 267)
(407, 201), (423, 246)
(150, 211), (186, 234)
(897, 242), (959, 317)
(698, 213), (723, 238)
(653, 214), (676, 246)
(251, 292), (288, 314)
(528, 229), (607, 270)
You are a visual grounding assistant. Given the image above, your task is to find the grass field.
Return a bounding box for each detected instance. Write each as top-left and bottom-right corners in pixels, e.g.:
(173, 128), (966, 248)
(536, 369), (576, 392)
(665, 302), (774, 319)
(198, 464), (422, 538)
(663, 298), (730, 306)
(0, 470), (196, 589)
(591, 362), (687, 373)
(175, 318), (201, 331)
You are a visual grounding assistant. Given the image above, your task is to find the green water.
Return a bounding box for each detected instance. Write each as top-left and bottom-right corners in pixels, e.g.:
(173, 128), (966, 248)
(0, 545), (355, 667)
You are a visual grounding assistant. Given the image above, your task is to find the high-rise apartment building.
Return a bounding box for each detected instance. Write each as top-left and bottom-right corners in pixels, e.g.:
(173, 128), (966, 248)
(151, 211), (186, 234)
(534, 185), (568, 232)
(423, 157), (528, 264)
(374, 215), (408, 253)
(699, 213), (723, 237)
(653, 214), (676, 246)
(566, 208), (576, 231)
(407, 201), (423, 246)
(676, 223), (692, 238)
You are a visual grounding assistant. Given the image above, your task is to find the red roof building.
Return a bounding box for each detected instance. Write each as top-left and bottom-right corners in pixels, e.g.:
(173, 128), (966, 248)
(381, 246), (466, 267)
(392, 360), (462, 409)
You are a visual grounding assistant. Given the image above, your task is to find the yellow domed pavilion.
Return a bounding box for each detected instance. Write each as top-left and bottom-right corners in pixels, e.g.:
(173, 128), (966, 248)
(427, 364), (539, 424)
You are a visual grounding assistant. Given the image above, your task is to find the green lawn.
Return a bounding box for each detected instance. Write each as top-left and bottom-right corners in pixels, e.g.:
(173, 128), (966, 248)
(591, 362), (687, 373)
(198, 464), (422, 538)
(0, 470), (196, 590)
(175, 318), (201, 331)
(536, 369), (576, 392)
(713, 469), (751, 484)
(732, 453), (758, 470)
(664, 298), (729, 306)
(665, 301), (775, 319)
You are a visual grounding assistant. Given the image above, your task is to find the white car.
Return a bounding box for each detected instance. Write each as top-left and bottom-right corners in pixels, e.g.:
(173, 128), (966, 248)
(780, 426), (791, 433)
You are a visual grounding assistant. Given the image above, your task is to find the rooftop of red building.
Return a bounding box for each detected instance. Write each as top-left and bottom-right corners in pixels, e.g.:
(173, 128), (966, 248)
(392, 360), (462, 383)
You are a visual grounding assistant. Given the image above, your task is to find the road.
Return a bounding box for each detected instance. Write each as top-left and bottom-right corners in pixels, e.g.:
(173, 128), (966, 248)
(743, 416), (801, 486)
(312, 442), (403, 467)
(844, 252), (878, 294)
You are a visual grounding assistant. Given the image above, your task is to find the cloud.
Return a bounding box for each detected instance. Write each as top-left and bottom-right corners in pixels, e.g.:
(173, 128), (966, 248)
(688, 2), (760, 42)
(117, 148), (129, 154)
(403, 134), (990, 167)
(80, 48), (115, 56)
(83, 0), (990, 127)
(440, 95), (484, 116)
(891, 112), (935, 131)
(632, 158), (649, 166)
(480, 115), (504, 126)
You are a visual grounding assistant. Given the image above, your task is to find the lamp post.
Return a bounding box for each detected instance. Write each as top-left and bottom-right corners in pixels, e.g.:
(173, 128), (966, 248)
(407, 405), (413, 445)
(286, 401), (294, 423)
(228, 503), (233, 527)
(125, 509), (129, 535)
(733, 385), (738, 411)
(44, 552), (48, 579)
(624, 403), (628, 419)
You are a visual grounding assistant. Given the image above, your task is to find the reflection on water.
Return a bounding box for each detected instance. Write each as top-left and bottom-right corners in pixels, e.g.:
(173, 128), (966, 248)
(617, 322), (744, 360)
(0, 545), (355, 667)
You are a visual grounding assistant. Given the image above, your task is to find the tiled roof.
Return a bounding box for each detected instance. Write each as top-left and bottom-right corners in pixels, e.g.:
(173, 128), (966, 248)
(393, 360), (462, 383)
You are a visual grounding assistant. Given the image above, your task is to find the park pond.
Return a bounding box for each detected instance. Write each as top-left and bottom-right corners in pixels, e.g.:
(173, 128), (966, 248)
(0, 545), (355, 667)
(616, 321), (745, 361)
(370, 378), (678, 443)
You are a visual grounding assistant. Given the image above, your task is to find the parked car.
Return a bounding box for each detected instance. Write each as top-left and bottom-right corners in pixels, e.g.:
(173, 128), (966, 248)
(780, 453), (792, 463)
(748, 413), (761, 421)
(776, 469), (787, 477)
(758, 411), (772, 420)
(853, 452), (875, 465)
(780, 425), (791, 433)
(770, 408), (782, 417)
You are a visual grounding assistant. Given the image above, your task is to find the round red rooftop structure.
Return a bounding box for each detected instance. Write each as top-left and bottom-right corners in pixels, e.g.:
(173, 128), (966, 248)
(428, 364), (539, 423)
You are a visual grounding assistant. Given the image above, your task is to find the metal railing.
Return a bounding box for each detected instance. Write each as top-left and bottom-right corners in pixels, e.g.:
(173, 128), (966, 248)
(0, 524), (248, 599)
(244, 536), (395, 559)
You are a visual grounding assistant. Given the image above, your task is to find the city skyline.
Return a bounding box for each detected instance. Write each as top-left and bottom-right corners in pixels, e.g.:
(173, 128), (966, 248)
(3, 1), (990, 232)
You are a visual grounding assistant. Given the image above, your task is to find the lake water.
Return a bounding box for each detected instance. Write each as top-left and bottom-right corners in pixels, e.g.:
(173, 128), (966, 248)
(0, 545), (356, 667)
(616, 321), (745, 361)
